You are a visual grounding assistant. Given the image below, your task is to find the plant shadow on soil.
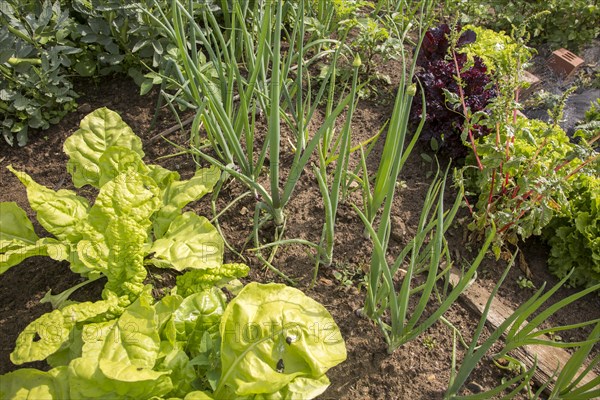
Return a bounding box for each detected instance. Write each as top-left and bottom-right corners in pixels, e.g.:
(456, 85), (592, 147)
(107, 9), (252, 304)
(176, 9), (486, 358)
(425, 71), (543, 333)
(0, 72), (598, 399)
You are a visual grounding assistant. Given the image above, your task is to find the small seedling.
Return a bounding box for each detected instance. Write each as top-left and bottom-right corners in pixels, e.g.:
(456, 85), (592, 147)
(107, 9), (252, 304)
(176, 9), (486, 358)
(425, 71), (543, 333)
(547, 330), (563, 342)
(423, 336), (437, 350)
(517, 276), (535, 290)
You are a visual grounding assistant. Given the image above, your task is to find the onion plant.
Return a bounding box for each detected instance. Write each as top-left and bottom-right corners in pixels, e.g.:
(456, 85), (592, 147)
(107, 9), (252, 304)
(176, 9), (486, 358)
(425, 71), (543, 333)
(145, 0), (356, 278)
(446, 264), (600, 399)
(355, 164), (494, 353)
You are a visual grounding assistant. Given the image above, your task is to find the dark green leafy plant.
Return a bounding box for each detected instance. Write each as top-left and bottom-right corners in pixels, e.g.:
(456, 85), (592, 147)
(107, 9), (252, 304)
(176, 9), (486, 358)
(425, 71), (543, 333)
(0, 0), (201, 146)
(0, 0), (79, 146)
(446, 0), (599, 51)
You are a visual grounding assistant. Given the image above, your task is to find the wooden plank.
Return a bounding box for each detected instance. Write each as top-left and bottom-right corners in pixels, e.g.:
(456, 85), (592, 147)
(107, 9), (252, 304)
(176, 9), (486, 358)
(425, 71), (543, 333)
(449, 269), (598, 393)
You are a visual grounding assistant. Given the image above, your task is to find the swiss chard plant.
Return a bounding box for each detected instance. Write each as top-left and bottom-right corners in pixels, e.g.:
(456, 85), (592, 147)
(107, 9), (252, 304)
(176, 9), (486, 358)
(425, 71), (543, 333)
(0, 107), (222, 363)
(0, 107), (347, 398)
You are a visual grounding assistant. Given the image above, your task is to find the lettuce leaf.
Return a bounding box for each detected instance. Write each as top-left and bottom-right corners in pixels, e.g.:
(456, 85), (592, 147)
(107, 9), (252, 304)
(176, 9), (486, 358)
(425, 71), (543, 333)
(0, 367), (69, 400)
(214, 282), (346, 397)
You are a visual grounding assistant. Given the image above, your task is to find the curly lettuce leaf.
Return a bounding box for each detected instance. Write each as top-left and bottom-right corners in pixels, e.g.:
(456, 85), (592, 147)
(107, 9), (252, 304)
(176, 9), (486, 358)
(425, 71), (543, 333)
(148, 212), (223, 271)
(7, 166), (90, 242)
(175, 263), (249, 297)
(63, 107), (144, 188)
(544, 174), (600, 288)
(214, 282), (346, 398)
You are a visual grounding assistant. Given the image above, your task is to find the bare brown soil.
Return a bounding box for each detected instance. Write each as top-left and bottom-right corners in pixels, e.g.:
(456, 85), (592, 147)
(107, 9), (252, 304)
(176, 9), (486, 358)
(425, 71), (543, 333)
(0, 70), (598, 399)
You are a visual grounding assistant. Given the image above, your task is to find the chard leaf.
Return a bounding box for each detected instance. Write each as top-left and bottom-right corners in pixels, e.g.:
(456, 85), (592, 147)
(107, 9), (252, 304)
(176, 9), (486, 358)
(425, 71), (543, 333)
(215, 282), (347, 397)
(88, 171), (161, 232)
(0, 367), (69, 400)
(263, 375), (331, 399)
(1, 237), (68, 274)
(77, 170), (160, 298)
(97, 146), (149, 187)
(175, 263), (249, 297)
(99, 288), (160, 368)
(183, 391), (216, 399)
(163, 166), (220, 210)
(68, 358), (172, 399)
(155, 346), (197, 397)
(10, 299), (116, 364)
(79, 216), (148, 301)
(173, 288), (226, 345)
(148, 212), (223, 271)
(7, 166), (90, 242)
(153, 167), (220, 239)
(147, 164), (180, 188)
(0, 201), (38, 247)
(64, 107), (144, 188)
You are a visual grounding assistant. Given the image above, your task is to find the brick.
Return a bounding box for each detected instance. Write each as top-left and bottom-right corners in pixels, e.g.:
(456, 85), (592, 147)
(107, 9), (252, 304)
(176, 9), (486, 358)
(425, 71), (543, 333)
(548, 48), (584, 78)
(519, 70), (541, 99)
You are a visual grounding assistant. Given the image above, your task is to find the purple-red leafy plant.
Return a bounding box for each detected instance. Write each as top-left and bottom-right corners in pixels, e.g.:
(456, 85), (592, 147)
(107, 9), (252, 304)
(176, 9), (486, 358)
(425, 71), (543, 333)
(411, 24), (497, 159)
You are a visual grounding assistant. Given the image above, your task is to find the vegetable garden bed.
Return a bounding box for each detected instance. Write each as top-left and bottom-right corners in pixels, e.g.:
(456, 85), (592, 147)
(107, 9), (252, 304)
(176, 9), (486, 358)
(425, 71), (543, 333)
(1, 1), (599, 399)
(1, 72), (598, 399)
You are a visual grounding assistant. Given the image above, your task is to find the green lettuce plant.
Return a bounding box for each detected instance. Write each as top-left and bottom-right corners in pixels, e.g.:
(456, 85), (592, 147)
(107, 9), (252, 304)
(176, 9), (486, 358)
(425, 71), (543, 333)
(0, 280), (346, 399)
(543, 173), (600, 289)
